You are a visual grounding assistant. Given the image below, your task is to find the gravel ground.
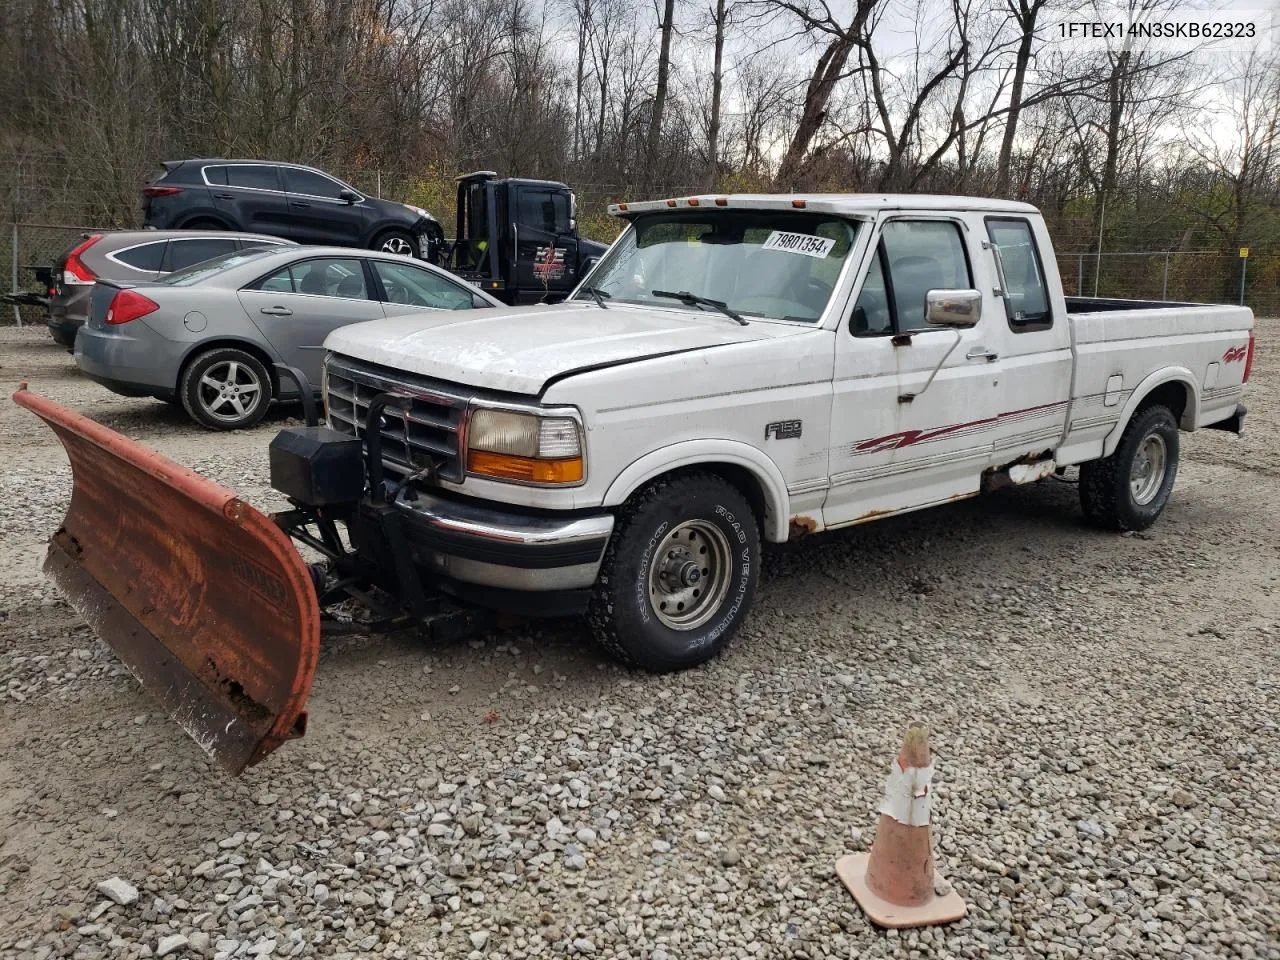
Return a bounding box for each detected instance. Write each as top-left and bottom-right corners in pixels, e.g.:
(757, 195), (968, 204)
(0, 324), (1277, 960)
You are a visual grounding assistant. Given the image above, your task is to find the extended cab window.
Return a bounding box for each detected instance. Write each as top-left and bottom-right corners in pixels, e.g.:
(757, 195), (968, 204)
(986, 218), (1051, 332)
(579, 210), (857, 323)
(853, 220), (972, 335)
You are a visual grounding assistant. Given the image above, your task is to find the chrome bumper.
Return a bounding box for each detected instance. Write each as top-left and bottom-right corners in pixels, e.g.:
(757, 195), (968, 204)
(393, 491), (614, 592)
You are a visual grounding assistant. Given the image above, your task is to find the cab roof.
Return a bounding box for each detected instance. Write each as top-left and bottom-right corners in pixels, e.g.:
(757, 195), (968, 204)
(608, 194), (1041, 218)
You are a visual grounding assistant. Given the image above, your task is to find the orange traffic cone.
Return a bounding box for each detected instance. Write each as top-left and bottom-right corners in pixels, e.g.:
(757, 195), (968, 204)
(836, 721), (966, 928)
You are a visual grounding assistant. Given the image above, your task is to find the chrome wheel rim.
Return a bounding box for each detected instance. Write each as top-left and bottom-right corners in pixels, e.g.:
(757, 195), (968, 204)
(1130, 433), (1167, 505)
(647, 520), (733, 631)
(198, 360), (263, 424)
(381, 236), (413, 255)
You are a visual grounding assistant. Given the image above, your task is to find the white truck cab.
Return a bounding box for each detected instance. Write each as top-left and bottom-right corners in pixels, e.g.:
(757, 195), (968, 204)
(322, 193), (1253, 671)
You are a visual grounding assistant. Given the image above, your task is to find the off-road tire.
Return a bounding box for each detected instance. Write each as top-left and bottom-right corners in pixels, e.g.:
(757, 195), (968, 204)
(1080, 404), (1179, 531)
(179, 347), (272, 431)
(372, 229), (419, 259)
(587, 472), (760, 672)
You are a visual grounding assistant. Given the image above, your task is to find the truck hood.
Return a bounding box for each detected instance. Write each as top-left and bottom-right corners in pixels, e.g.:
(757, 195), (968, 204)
(324, 302), (810, 395)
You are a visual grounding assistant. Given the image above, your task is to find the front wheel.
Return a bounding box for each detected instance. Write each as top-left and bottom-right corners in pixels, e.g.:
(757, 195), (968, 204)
(588, 473), (760, 672)
(1080, 404), (1179, 531)
(179, 348), (272, 430)
(373, 229), (419, 258)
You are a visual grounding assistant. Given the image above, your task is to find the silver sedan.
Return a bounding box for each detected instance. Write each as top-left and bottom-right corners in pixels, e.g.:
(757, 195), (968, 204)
(75, 245), (502, 429)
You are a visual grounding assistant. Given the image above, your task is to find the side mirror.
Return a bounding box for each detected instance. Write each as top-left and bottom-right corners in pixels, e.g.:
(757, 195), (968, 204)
(339, 189), (359, 204)
(581, 256), (600, 275)
(925, 289), (982, 328)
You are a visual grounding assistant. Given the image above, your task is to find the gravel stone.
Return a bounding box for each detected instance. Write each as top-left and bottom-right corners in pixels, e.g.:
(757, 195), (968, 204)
(95, 877), (138, 905)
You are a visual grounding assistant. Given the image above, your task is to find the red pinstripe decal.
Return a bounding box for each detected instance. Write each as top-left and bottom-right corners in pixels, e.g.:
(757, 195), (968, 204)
(852, 401), (1066, 454)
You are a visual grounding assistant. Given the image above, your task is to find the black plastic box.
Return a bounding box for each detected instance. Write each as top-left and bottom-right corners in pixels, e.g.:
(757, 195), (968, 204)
(269, 427), (365, 506)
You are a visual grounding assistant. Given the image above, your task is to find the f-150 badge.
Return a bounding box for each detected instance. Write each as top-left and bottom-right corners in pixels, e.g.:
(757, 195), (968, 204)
(765, 420), (803, 440)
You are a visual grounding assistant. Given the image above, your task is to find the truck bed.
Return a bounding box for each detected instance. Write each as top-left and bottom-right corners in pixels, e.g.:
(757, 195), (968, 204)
(1057, 300), (1252, 465)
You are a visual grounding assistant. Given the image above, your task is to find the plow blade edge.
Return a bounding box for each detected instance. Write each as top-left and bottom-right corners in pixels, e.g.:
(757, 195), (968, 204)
(14, 388), (320, 775)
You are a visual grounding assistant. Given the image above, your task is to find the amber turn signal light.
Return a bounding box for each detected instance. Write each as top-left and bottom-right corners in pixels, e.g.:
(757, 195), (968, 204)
(467, 451), (584, 484)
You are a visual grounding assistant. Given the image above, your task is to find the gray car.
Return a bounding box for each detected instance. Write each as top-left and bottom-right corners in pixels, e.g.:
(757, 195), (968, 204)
(75, 245), (502, 429)
(46, 229), (295, 347)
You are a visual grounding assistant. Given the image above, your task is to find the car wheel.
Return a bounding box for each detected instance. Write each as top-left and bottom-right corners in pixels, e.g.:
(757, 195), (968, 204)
(374, 230), (419, 258)
(588, 472), (760, 672)
(1080, 404), (1179, 531)
(179, 348), (272, 431)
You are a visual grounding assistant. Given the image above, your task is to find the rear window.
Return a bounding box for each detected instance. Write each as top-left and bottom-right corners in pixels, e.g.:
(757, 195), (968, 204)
(167, 237), (239, 271)
(161, 248), (276, 286)
(112, 241), (167, 271)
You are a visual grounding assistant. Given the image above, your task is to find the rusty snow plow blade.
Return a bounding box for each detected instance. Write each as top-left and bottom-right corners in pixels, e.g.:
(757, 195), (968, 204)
(14, 386), (320, 775)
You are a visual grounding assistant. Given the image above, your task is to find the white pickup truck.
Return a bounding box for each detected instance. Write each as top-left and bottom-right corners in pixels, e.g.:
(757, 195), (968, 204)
(313, 194), (1252, 671)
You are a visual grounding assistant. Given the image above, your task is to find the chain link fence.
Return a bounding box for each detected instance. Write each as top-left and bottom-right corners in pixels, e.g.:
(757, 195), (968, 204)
(1054, 249), (1277, 314)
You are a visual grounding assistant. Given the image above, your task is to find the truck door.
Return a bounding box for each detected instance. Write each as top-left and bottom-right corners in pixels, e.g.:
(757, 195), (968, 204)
(823, 215), (1002, 526)
(512, 185), (578, 302)
(980, 216), (1073, 465)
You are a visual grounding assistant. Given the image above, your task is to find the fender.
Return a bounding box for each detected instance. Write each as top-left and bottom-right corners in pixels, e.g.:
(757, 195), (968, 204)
(1102, 366), (1198, 457)
(603, 439), (792, 543)
(177, 209), (237, 230)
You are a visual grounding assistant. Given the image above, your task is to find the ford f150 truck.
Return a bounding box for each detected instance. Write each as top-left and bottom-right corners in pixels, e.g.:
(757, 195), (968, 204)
(15, 193), (1253, 772)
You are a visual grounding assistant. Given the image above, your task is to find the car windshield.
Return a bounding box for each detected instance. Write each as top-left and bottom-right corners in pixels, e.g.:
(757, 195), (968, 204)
(575, 210), (859, 322)
(161, 248), (278, 286)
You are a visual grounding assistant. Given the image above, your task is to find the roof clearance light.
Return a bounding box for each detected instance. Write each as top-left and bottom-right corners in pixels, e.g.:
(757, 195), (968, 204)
(792, 199), (807, 209)
(715, 197), (728, 207)
(687, 198), (700, 207)
(666, 199), (677, 207)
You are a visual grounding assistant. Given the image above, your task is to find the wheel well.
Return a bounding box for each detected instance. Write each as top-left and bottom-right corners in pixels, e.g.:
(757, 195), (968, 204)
(628, 463), (772, 536)
(179, 215), (232, 230)
(176, 340), (278, 396)
(1136, 380), (1192, 429)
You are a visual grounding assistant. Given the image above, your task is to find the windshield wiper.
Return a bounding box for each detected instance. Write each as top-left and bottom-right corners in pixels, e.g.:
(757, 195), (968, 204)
(578, 286), (611, 309)
(652, 289), (748, 325)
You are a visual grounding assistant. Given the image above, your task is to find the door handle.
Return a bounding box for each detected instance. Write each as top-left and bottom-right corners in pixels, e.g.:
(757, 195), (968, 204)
(290, 201), (310, 208)
(213, 193), (235, 200)
(260, 306), (293, 316)
(966, 346), (998, 362)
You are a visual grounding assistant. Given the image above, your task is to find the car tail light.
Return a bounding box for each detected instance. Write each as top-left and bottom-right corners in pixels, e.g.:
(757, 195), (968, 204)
(1244, 331), (1256, 382)
(105, 289), (159, 325)
(63, 235), (103, 285)
(143, 185), (183, 198)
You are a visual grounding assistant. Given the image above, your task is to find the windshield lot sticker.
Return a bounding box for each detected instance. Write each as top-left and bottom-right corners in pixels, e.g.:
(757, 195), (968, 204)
(762, 231), (835, 258)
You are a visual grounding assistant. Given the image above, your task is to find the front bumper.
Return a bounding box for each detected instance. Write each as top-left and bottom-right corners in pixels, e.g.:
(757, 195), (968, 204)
(393, 490), (613, 595)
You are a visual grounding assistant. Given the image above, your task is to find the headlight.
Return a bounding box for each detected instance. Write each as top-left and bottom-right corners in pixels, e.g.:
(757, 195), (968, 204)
(467, 409), (584, 484)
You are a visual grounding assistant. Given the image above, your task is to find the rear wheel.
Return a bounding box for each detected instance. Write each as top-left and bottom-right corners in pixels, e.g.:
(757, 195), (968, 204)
(588, 473), (760, 672)
(373, 229), (419, 258)
(180, 348), (272, 430)
(1080, 404), (1179, 531)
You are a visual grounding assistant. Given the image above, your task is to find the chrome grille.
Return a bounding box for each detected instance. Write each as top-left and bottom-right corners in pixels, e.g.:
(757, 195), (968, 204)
(324, 356), (471, 483)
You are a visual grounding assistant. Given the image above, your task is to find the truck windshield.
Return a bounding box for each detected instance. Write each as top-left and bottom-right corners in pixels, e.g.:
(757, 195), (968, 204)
(576, 211), (858, 322)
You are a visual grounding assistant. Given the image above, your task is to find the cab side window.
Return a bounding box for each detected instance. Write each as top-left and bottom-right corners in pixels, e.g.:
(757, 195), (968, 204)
(986, 218), (1051, 332)
(852, 220), (972, 335)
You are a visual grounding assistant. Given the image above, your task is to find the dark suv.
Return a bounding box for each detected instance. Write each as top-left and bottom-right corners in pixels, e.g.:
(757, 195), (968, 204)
(143, 160), (444, 260)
